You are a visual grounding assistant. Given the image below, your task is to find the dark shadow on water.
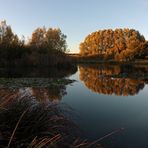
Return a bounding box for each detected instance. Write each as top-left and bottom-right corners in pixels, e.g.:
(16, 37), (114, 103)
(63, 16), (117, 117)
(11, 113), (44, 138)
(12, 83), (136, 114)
(79, 64), (148, 96)
(0, 66), (77, 78)
(0, 66), (78, 102)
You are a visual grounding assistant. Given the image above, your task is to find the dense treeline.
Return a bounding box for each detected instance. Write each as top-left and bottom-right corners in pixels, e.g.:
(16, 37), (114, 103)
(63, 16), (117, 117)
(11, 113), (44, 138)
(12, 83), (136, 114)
(1, 21), (148, 65)
(0, 20), (71, 67)
(80, 29), (148, 61)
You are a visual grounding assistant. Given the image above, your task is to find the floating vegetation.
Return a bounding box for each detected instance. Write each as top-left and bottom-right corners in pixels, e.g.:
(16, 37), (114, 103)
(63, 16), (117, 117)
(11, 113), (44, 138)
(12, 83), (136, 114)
(0, 78), (75, 89)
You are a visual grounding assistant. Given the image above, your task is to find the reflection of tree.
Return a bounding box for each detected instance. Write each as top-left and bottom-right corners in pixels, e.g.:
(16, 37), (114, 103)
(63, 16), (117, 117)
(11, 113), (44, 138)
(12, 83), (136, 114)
(0, 67), (77, 102)
(79, 64), (147, 96)
(0, 78), (74, 102)
(0, 66), (77, 78)
(32, 87), (67, 101)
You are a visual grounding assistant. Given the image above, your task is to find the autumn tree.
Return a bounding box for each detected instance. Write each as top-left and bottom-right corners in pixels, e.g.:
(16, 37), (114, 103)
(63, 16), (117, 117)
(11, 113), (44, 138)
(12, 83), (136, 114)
(0, 20), (25, 65)
(80, 28), (146, 61)
(29, 27), (67, 53)
(0, 20), (73, 67)
(0, 20), (23, 48)
(29, 27), (46, 49)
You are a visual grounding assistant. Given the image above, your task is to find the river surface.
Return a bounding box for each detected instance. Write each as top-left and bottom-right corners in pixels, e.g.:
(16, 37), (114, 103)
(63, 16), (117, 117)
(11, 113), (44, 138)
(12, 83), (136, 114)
(0, 64), (148, 148)
(63, 64), (148, 148)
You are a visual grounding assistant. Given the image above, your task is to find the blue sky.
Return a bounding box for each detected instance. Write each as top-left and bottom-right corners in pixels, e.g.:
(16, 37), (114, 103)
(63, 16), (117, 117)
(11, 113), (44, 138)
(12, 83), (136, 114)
(0, 0), (148, 53)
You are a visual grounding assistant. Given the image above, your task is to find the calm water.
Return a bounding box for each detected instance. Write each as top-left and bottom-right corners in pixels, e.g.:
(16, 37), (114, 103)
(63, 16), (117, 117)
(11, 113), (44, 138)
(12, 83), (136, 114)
(0, 64), (148, 148)
(63, 64), (148, 148)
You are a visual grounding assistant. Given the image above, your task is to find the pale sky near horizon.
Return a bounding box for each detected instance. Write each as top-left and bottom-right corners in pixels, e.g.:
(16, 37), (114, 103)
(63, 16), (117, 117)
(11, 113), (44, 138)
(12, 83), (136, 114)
(0, 0), (148, 53)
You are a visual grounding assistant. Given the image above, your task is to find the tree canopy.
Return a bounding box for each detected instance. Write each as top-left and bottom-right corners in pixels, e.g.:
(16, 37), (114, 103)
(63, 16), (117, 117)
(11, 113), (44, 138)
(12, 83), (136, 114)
(0, 21), (24, 49)
(0, 20), (70, 67)
(0, 20), (25, 65)
(80, 28), (147, 61)
(29, 27), (67, 53)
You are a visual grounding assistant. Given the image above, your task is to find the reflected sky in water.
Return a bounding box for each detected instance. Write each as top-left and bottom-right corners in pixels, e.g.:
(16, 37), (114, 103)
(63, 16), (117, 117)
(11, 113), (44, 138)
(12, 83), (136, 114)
(62, 65), (148, 148)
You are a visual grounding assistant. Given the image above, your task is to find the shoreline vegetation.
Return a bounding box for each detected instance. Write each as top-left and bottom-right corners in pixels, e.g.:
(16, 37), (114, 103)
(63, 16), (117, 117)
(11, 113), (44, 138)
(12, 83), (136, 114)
(68, 53), (148, 65)
(69, 29), (148, 65)
(0, 21), (148, 68)
(0, 20), (73, 68)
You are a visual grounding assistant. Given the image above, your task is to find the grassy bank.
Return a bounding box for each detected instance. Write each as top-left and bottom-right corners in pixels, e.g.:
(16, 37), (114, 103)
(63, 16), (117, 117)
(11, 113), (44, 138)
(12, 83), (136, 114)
(68, 53), (148, 65)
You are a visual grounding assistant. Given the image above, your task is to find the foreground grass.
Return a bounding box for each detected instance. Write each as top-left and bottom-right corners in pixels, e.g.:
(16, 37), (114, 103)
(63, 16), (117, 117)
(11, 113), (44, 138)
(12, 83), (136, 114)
(0, 95), (124, 147)
(0, 96), (81, 147)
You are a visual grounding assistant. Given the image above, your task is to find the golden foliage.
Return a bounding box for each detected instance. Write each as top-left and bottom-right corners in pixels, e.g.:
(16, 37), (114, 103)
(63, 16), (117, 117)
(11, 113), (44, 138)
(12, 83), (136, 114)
(29, 27), (67, 53)
(80, 29), (146, 61)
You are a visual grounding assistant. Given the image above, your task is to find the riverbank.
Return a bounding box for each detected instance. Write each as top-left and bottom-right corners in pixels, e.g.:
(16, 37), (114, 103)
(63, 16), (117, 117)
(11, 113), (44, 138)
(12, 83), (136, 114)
(68, 53), (148, 65)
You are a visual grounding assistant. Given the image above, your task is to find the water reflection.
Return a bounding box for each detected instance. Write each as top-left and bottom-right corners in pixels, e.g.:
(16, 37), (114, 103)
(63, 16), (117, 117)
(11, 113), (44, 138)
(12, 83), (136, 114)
(79, 64), (148, 96)
(0, 67), (77, 78)
(0, 67), (77, 102)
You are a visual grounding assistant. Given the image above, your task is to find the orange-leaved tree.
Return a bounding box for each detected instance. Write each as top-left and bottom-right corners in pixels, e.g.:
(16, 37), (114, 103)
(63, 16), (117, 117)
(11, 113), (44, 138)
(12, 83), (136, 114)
(80, 28), (146, 61)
